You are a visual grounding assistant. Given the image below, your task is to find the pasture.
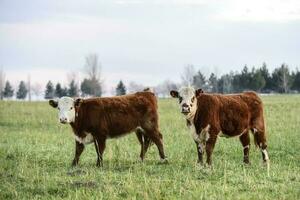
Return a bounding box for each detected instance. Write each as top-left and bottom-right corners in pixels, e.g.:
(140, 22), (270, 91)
(0, 95), (299, 199)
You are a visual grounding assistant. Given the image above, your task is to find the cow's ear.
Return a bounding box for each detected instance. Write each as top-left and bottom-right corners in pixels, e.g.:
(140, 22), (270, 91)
(49, 100), (58, 108)
(170, 90), (179, 98)
(195, 88), (204, 97)
(74, 98), (83, 107)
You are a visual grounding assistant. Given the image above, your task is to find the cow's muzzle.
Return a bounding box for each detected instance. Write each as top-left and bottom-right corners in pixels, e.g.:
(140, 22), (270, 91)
(181, 103), (190, 115)
(60, 118), (68, 124)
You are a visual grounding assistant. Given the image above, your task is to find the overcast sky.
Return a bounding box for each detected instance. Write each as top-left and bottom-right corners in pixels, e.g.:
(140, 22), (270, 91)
(1, 0), (300, 95)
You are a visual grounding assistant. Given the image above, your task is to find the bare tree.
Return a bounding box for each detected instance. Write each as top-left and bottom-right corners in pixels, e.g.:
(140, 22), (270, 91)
(155, 79), (178, 97)
(27, 75), (31, 101)
(181, 64), (196, 86)
(0, 68), (5, 100)
(32, 82), (42, 100)
(81, 54), (103, 96)
(281, 64), (290, 93)
(67, 71), (79, 85)
(85, 54), (101, 81)
(128, 81), (145, 93)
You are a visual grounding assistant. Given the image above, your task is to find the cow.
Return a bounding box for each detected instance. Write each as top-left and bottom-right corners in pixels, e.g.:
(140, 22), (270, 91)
(49, 91), (167, 167)
(170, 87), (269, 169)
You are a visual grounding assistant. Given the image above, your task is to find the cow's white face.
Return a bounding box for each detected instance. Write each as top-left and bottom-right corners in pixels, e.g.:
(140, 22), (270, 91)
(49, 97), (76, 124)
(170, 87), (203, 118)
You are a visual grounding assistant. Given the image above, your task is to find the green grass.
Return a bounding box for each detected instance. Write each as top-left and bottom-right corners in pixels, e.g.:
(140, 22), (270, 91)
(0, 95), (299, 199)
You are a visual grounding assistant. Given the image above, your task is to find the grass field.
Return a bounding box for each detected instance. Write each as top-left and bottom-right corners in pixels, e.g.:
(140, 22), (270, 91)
(0, 95), (299, 199)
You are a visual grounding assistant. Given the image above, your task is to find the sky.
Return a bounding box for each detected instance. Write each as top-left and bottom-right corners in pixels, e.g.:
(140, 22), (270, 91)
(1, 0), (300, 95)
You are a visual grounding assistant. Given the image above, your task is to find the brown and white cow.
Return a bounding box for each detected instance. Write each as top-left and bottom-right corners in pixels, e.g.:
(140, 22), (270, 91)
(170, 87), (269, 168)
(49, 91), (167, 167)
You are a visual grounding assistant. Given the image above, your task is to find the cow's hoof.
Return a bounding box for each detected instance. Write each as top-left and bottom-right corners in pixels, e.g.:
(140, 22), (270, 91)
(71, 163), (78, 168)
(195, 162), (205, 169)
(96, 162), (103, 168)
(159, 158), (168, 164)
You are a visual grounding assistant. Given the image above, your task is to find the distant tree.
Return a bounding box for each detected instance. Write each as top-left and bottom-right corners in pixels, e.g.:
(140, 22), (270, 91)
(54, 83), (64, 98)
(16, 81), (28, 99)
(128, 81), (145, 93)
(3, 81), (14, 98)
(62, 87), (68, 97)
(259, 62), (272, 91)
(32, 83), (42, 99)
(193, 70), (207, 89)
(158, 80), (178, 97)
(82, 54), (102, 96)
(116, 80), (126, 96)
(291, 70), (300, 92)
(44, 81), (54, 99)
(81, 78), (101, 97)
(68, 80), (78, 97)
(240, 65), (251, 90)
(208, 73), (218, 92)
(272, 64), (292, 93)
(232, 72), (242, 92)
(181, 64), (196, 86)
(27, 75), (31, 101)
(249, 68), (266, 92)
(0, 69), (5, 100)
(218, 73), (233, 94)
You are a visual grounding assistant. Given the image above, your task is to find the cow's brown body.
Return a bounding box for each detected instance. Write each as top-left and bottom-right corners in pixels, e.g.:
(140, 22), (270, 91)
(70, 92), (166, 167)
(190, 91), (268, 165)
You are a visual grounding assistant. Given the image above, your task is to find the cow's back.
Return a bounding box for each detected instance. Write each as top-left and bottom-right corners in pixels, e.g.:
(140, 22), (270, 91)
(195, 93), (256, 136)
(75, 92), (158, 137)
(216, 94), (250, 135)
(239, 91), (265, 130)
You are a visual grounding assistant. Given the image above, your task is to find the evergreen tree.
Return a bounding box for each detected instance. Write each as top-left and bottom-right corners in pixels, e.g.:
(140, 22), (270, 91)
(249, 68), (266, 91)
(259, 62), (272, 91)
(271, 64), (291, 93)
(44, 81), (54, 99)
(61, 87), (68, 97)
(116, 80), (126, 96)
(16, 81), (28, 99)
(54, 83), (63, 98)
(193, 70), (207, 89)
(208, 73), (218, 92)
(217, 73), (233, 94)
(291, 70), (300, 92)
(3, 81), (14, 98)
(240, 65), (251, 90)
(68, 80), (78, 97)
(232, 72), (242, 92)
(80, 78), (101, 97)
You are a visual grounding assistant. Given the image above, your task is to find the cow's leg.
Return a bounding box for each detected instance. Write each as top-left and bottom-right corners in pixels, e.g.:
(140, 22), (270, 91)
(138, 135), (152, 161)
(239, 132), (250, 164)
(94, 137), (106, 167)
(136, 129), (145, 161)
(252, 128), (269, 164)
(72, 141), (85, 166)
(94, 140), (101, 167)
(143, 136), (151, 156)
(205, 134), (217, 166)
(195, 141), (203, 164)
(144, 129), (166, 162)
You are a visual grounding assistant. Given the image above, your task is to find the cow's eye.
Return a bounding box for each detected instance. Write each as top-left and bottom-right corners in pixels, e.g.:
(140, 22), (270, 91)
(191, 97), (195, 103)
(70, 107), (73, 110)
(58, 107), (60, 110)
(179, 97), (183, 103)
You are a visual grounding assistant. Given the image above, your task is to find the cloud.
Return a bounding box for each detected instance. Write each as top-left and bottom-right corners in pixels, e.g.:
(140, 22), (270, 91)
(215, 0), (300, 22)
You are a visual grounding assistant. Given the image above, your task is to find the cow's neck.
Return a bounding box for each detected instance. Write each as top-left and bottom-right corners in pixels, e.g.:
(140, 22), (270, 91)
(185, 108), (196, 126)
(70, 122), (82, 137)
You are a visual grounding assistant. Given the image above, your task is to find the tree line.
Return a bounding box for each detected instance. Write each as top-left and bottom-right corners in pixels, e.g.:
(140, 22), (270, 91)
(1, 60), (300, 100)
(0, 54), (127, 100)
(180, 62), (300, 94)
